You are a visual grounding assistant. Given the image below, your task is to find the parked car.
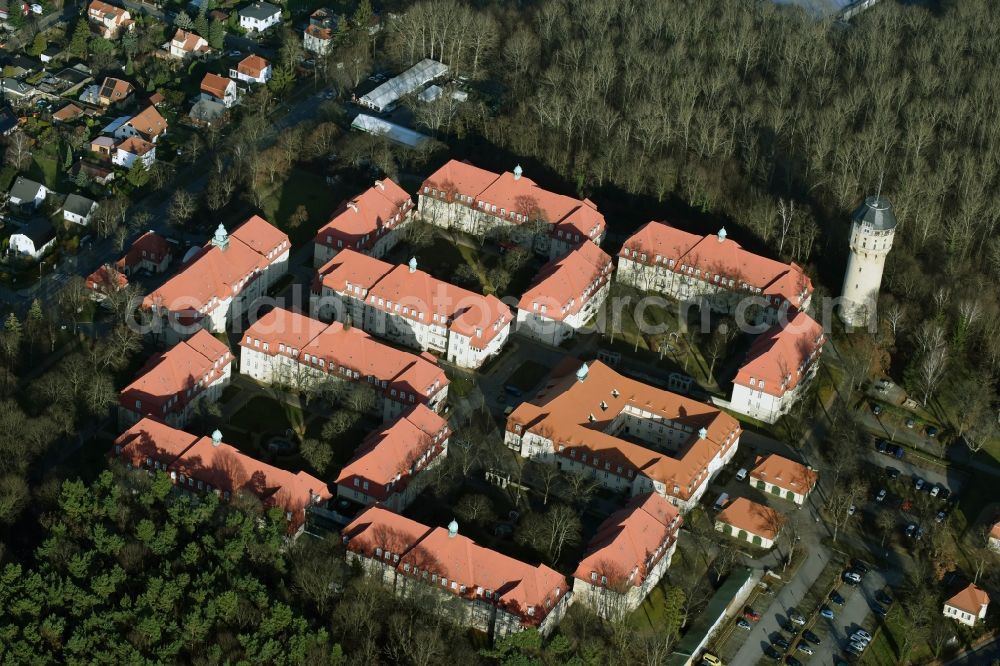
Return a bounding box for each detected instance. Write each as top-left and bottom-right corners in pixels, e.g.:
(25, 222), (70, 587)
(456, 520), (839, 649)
(886, 466), (901, 479)
(853, 629), (873, 643)
(876, 488), (887, 502)
(876, 439), (889, 454)
(700, 654), (722, 666)
(914, 477), (925, 491)
(875, 590), (894, 606)
(930, 484), (941, 497)
(891, 444), (905, 458)
(906, 418), (916, 428)
(736, 467), (748, 481)
(936, 510), (948, 523)
(802, 630), (821, 644)
(228, 50), (242, 57)
(852, 560), (870, 574)
(737, 618), (752, 630)
(849, 640), (868, 653)
(780, 618), (795, 632)
(785, 656), (802, 666)
(905, 523), (917, 538)
(789, 610), (806, 625)
(926, 425), (939, 438)
(872, 403), (882, 415)
(939, 487), (952, 501)
(830, 590), (846, 605)
(820, 606), (835, 620)
(744, 607), (761, 622)
(848, 504), (856, 516)
(764, 645), (783, 660)
(915, 526), (924, 540)
(843, 571), (862, 584)
(797, 643), (814, 656)
(772, 635), (790, 651)
(901, 498), (914, 512)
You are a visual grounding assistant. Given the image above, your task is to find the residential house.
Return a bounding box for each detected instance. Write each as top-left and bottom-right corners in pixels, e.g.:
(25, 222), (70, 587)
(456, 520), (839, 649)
(10, 219), (56, 259)
(572, 493), (682, 620)
(715, 497), (783, 549)
(112, 419), (330, 534)
(238, 2), (281, 32)
(990, 520), (1000, 553)
(0, 105), (17, 135)
(85, 264), (129, 300)
(199, 72), (238, 108)
(616, 222), (813, 326)
(420, 160), (607, 260)
(730, 311), (825, 423)
(311, 250), (513, 369)
(943, 583), (990, 627)
(87, 0), (133, 39)
(117, 231), (171, 275)
(303, 8), (336, 55)
(748, 454), (818, 506)
(143, 216), (289, 340)
(8, 177), (48, 212)
(516, 240), (613, 346)
(39, 46), (62, 64)
(98, 76), (132, 106)
(505, 360), (742, 512)
(52, 103), (84, 122)
(112, 136), (155, 169)
(90, 136), (116, 158)
(239, 307), (449, 423)
(72, 160), (115, 184)
(2, 55), (40, 79)
(114, 105), (168, 143)
(188, 98), (229, 127)
(312, 178), (414, 267)
(167, 29), (211, 59)
(342, 506), (572, 639)
(119, 329), (233, 429)
(0, 78), (35, 105)
(230, 54), (272, 84)
(62, 194), (98, 226)
(335, 404), (449, 511)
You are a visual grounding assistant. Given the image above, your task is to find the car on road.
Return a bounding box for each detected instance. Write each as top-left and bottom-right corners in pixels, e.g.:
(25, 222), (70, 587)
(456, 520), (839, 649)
(700, 654), (722, 666)
(789, 610), (806, 625)
(802, 630), (821, 644)
(853, 629), (873, 642)
(926, 425), (939, 438)
(886, 466), (900, 479)
(914, 477), (925, 491)
(875, 590), (894, 606)
(228, 50), (242, 57)
(820, 606), (835, 619)
(876, 488), (887, 502)
(796, 643), (814, 655)
(744, 607), (761, 622)
(830, 590), (846, 605)
(737, 618), (752, 630)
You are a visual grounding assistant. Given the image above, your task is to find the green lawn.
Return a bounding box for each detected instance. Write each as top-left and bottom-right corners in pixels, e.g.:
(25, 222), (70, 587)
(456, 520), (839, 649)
(505, 361), (550, 393)
(260, 168), (343, 246)
(29, 155), (60, 189)
(230, 396), (305, 436)
(861, 605), (933, 666)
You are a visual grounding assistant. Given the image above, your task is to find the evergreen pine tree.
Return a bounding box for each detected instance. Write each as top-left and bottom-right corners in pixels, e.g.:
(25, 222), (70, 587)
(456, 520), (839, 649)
(63, 144), (73, 171)
(194, 8), (209, 38)
(174, 11), (193, 31)
(69, 20), (90, 58)
(208, 19), (225, 50)
(126, 158), (151, 188)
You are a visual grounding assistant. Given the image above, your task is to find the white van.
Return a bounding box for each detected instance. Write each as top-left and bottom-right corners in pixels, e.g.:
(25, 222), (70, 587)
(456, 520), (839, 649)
(736, 468), (748, 481)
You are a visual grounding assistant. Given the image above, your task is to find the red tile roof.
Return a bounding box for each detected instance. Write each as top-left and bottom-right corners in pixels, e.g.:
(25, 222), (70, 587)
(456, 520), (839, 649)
(314, 179), (413, 253)
(991, 520), (1000, 541)
(117, 231), (170, 271)
(343, 506), (569, 626)
(88, 0), (129, 22)
(518, 240), (612, 320)
(317, 249), (513, 345)
(336, 404), (449, 500)
(200, 72), (232, 100)
(422, 160), (606, 241)
(945, 583), (990, 616)
(716, 497), (783, 540)
(143, 215), (288, 320)
(99, 77), (132, 102)
(171, 28), (209, 54)
(85, 264), (128, 293)
(507, 360), (741, 501)
(574, 493), (681, 590)
(750, 454), (817, 496)
(241, 308), (448, 405)
(237, 54), (270, 77)
(126, 105), (168, 139)
(735, 311), (824, 397)
(620, 221), (813, 309)
(117, 136), (154, 156)
(119, 329), (231, 418)
(114, 418), (331, 530)
(53, 103), (84, 121)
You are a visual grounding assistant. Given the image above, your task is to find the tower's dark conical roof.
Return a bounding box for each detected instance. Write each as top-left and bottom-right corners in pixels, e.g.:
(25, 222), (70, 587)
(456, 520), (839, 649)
(852, 195), (897, 231)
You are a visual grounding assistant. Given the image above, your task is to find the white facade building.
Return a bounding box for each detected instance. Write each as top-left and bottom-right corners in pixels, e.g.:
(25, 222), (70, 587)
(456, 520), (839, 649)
(840, 195), (897, 327)
(943, 584), (990, 627)
(312, 179), (414, 267)
(238, 2), (281, 32)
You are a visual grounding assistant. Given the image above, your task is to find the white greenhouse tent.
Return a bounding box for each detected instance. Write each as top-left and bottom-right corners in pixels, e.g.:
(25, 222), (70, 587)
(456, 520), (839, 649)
(358, 59), (448, 112)
(351, 114), (429, 148)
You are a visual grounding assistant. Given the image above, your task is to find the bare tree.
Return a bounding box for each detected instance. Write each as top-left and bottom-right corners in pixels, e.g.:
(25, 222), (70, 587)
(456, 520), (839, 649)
(168, 189), (197, 229)
(5, 131), (32, 170)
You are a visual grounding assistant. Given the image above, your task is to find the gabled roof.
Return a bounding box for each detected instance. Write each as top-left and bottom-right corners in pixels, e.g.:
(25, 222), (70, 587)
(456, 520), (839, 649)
(117, 136), (154, 156)
(101, 116), (131, 134)
(63, 193), (97, 218)
(99, 76), (132, 101)
(518, 240), (612, 320)
(716, 497), (783, 540)
(749, 454), (817, 495)
(200, 72), (233, 99)
(335, 404), (449, 499)
(117, 231), (170, 270)
(239, 1), (280, 19)
(120, 329), (231, 416)
(343, 506), (569, 625)
(126, 105), (168, 139)
(237, 54), (270, 77)
(422, 160), (606, 240)
(9, 177), (44, 203)
(171, 28), (209, 53)
(620, 221), (813, 309)
(88, 0), (129, 20)
(507, 360), (741, 500)
(945, 583), (990, 616)
(86, 264), (129, 293)
(53, 103), (84, 121)
(735, 311), (824, 397)
(14, 218), (55, 247)
(574, 493), (681, 589)
(314, 179), (412, 252)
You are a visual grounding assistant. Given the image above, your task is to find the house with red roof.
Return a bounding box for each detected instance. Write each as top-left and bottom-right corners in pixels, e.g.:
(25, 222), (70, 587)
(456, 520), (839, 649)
(714, 496), (783, 549)
(730, 311), (825, 423)
(119, 329), (233, 429)
(335, 404), (449, 511)
(419, 160), (606, 260)
(114, 105), (168, 143)
(116, 231), (171, 275)
(342, 506), (572, 638)
(167, 28), (211, 59)
(943, 583), (990, 627)
(516, 240), (612, 346)
(113, 419), (330, 534)
(112, 135), (155, 169)
(313, 179), (414, 267)
(85, 264), (129, 301)
(505, 360), (741, 512)
(748, 454), (818, 505)
(143, 216), (289, 342)
(240, 308), (449, 422)
(88, 0), (133, 39)
(230, 54), (272, 85)
(573, 493), (682, 620)
(311, 249), (513, 369)
(199, 72), (238, 108)
(617, 221), (813, 325)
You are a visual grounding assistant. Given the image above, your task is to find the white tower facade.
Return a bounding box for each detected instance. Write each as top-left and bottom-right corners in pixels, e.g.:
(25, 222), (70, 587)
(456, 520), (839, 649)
(840, 195), (897, 326)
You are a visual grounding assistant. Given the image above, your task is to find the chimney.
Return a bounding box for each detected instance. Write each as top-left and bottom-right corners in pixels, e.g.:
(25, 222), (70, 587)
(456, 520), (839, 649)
(513, 164), (523, 181)
(374, 180), (384, 190)
(448, 519), (458, 538)
(408, 257), (417, 273)
(717, 227), (727, 242)
(211, 429), (223, 447)
(347, 201), (358, 213)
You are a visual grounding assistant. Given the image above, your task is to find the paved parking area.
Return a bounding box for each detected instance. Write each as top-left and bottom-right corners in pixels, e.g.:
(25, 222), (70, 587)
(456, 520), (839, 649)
(808, 570), (888, 664)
